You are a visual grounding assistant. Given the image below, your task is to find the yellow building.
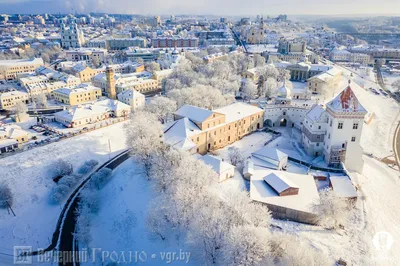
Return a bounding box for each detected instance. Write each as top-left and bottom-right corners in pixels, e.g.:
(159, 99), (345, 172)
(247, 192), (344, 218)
(164, 103), (264, 154)
(0, 125), (29, 144)
(53, 84), (102, 105)
(0, 58), (44, 80)
(73, 65), (101, 82)
(0, 90), (29, 110)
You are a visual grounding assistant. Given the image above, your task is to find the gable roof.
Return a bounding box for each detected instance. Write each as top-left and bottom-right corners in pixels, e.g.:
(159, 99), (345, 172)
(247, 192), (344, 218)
(199, 154), (234, 175)
(306, 104), (325, 122)
(252, 147), (288, 162)
(263, 172), (299, 194)
(214, 102), (263, 123)
(330, 175), (357, 198)
(175, 104), (214, 124)
(163, 117), (200, 151)
(327, 85), (367, 113)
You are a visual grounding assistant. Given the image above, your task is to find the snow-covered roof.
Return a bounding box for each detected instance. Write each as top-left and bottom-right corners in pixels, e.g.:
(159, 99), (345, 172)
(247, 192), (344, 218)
(327, 85), (367, 114)
(306, 105), (325, 122)
(0, 57), (43, 66)
(0, 139), (18, 148)
(263, 172), (299, 194)
(330, 175), (357, 198)
(199, 154), (234, 175)
(252, 147), (288, 163)
(250, 169), (320, 213)
(117, 89), (144, 100)
(214, 102), (263, 124)
(163, 117), (201, 151)
(175, 105), (214, 124)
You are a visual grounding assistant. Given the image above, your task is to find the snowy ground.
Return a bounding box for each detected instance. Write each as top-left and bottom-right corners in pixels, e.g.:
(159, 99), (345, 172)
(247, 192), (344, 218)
(382, 71), (400, 92)
(0, 121), (128, 264)
(81, 159), (193, 266)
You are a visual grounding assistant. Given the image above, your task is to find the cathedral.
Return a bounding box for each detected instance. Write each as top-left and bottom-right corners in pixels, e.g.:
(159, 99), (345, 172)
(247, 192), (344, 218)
(246, 16), (265, 44)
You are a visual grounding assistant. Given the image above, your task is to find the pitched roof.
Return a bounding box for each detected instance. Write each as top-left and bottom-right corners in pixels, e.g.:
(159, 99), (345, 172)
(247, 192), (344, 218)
(163, 117), (200, 151)
(327, 85), (367, 113)
(306, 105), (325, 122)
(199, 154), (234, 175)
(330, 175), (357, 198)
(175, 105), (214, 124)
(263, 172), (299, 194)
(252, 147), (288, 162)
(214, 102), (263, 123)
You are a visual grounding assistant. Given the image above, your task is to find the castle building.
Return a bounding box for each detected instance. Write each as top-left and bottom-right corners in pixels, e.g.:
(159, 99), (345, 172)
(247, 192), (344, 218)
(106, 66), (116, 100)
(302, 83), (367, 173)
(61, 22), (85, 49)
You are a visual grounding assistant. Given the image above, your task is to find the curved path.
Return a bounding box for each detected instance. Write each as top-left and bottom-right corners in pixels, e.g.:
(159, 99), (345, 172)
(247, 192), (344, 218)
(24, 149), (131, 265)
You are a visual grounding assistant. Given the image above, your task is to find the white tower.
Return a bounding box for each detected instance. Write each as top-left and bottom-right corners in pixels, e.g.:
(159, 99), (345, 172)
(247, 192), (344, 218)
(61, 22), (85, 49)
(323, 82), (367, 173)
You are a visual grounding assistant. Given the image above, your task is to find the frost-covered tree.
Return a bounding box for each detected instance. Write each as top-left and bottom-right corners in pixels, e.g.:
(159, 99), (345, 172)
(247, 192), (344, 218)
(146, 201), (169, 240)
(145, 61), (161, 73)
(74, 204), (93, 247)
(124, 111), (164, 172)
(168, 85), (234, 109)
(241, 79), (258, 100)
(13, 101), (28, 121)
(33, 93), (48, 109)
(312, 188), (353, 229)
(162, 78), (183, 92)
(0, 184), (13, 208)
(223, 226), (272, 266)
(58, 175), (79, 188)
(78, 159), (99, 175)
(265, 77), (278, 98)
(228, 147), (244, 169)
(79, 189), (101, 214)
(91, 168), (113, 190)
(253, 54), (266, 68)
(145, 96), (177, 123)
(270, 232), (332, 265)
(392, 79), (400, 92)
(51, 159), (73, 180)
(49, 184), (70, 204)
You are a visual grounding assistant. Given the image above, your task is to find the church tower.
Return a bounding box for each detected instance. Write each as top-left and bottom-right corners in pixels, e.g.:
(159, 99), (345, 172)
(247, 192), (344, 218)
(106, 66), (116, 100)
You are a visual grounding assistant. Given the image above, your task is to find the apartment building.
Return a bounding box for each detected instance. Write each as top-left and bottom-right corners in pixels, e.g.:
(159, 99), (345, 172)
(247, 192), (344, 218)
(117, 89), (145, 110)
(53, 84), (102, 105)
(66, 48), (108, 63)
(151, 36), (199, 48)
(0, 58), (44, 80)
(0, 90), (29, 110)
(164, 103), (264, 154)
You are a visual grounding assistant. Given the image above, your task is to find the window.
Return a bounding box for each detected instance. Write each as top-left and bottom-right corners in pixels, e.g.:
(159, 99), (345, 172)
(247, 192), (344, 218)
(197, 137), (199, 142)
(351, 136), (356, 142)
(328, 134), (330, 139)
(353, 123), (358, 129)
(329, 119), (332, 127)
(316, 143), (319, 146)
(338, 122), (343, 129)
(318, 126), (321, 130)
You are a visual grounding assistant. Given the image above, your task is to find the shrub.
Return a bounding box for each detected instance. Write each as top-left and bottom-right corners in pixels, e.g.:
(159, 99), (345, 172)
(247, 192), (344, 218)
(78, 160), (99, 175)
(91, 168), (113, 190)
(0, 184), (13, 208)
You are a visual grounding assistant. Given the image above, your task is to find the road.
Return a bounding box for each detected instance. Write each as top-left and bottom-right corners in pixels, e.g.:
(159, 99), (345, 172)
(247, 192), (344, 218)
(58, 150), (131, 266)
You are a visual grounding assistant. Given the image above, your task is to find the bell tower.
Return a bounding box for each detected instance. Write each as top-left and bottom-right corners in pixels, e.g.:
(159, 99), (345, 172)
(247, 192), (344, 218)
(106, 66), (116, 100)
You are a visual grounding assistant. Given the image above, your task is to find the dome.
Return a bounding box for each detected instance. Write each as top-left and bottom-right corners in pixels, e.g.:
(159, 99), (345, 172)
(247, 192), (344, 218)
(277, 80), (291, 99)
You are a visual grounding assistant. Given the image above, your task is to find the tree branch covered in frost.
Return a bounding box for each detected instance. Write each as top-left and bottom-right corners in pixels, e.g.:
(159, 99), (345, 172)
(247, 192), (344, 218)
(51, 159), (73, 180)
(270, 232), (332, 265)
(0, 183), (13, 208)
(144, 96), (177, 124)
(32, 93), (48, 109)
(242, 79), (258, 100)
(124, 110), (164, 173)
(167, 85), (235, 109)
(74, 203), (93, 247)
(78, 159), (99, 175)
(228, 147), (245, 170)
(91, 168), (113, 190)
(312, 188), (353, 230)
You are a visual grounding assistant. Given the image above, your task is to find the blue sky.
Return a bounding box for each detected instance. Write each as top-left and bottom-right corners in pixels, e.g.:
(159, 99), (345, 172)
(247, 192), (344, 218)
(0, 0), (399, 15)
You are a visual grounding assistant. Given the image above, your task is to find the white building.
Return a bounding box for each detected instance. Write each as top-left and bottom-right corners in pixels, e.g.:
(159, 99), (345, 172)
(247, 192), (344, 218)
(303, 83), (367, 173)
(251, 147), (288, 170)
(199, 154), (235, 182)
(61, 22), (85, 49)
(117, 89), (145, 110)
(66, 48), (108, 63)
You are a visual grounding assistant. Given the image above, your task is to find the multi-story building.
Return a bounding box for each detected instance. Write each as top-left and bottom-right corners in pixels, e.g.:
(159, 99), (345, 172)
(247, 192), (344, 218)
(53, 84), (102, 105)
(54, 99), (131, 128)
(302, 83), (367, 172)
(117, 89), (145, 110)
(66, 48), (108, 63)
(278, 38), (307, 54)
(0, 91), (29, 110)
(61, 22), (85, 49)
(164, 103), (264, 154)
(145, 16), (161, 27)
(125, 48), (160, 62)
(0, 58), (44, 81)
(106, 38), (147, 50)
(329, 49), (371, 65)
(246, 17), (265, 44)
(151, 36), (199, 48)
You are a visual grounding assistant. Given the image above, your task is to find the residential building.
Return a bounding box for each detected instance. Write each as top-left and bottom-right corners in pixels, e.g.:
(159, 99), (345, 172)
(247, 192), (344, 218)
(278, 38), (306, 54)
(0, 125), (29, 154)
(164, 103), (264, 154)
(0, 91), (29, 110)
(54, 99), (131, 128)
(246, 17), (265, 44)
(117, 89), (145, 110)
(53, 84), (102, 105)
(66, 48), (108, 63)
(199, 154), (235, 182)
(106, 38), (147, 50)
(0, 58), (44, 81)
(151, 36), (199, 48)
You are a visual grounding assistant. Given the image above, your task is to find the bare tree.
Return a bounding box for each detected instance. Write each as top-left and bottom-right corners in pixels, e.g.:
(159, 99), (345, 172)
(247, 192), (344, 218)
(0, 183), (13, 209)
(145, 96), (177, 123)
(13, 101), (28, 122)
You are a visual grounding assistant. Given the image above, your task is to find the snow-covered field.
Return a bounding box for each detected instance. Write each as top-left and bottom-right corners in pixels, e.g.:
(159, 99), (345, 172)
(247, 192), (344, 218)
(0, 122), (128, 263)
(81, 158), (193, 266)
